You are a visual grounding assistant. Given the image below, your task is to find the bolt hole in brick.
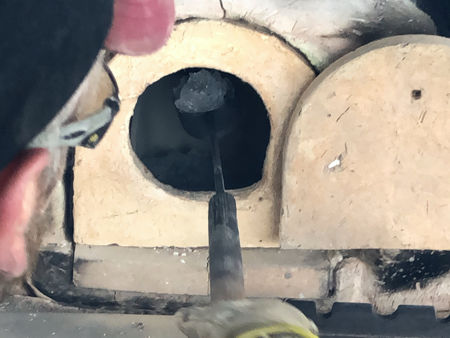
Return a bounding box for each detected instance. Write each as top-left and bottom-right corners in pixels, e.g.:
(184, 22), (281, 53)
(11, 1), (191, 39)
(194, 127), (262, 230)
(129, 67), (271, 192)
(411, 89), (422, 100)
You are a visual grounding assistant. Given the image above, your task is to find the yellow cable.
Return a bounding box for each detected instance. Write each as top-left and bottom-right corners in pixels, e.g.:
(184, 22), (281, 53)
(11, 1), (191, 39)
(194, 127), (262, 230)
(236, 323), (319, 338)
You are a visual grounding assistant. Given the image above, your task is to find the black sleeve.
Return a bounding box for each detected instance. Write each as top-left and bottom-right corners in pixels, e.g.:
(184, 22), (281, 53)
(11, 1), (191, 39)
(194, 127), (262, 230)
(0, 0), (113, 169)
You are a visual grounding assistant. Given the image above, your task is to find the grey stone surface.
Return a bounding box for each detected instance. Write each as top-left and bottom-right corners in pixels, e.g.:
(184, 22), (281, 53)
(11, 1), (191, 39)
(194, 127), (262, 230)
(222, 0), (436, 70)
(173, 0), (437, 70)
(333, 258), (450, 319)
(175, 0), (224, 20)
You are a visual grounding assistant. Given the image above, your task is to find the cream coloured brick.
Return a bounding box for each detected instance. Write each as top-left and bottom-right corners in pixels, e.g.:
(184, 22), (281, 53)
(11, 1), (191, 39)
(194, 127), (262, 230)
(73, 20), (314, 248)
(74, 245), (329, 299)
(282, 35), (450, 250)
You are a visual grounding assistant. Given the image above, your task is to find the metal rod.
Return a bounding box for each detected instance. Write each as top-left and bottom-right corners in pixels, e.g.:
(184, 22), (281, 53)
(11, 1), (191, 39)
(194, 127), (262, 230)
(207, 131), (245, 301)
(210, 133), (225, 194)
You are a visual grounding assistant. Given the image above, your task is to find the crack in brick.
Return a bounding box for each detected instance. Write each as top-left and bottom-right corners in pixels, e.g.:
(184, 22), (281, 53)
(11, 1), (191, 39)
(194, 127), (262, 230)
(218, 0), (227, 19)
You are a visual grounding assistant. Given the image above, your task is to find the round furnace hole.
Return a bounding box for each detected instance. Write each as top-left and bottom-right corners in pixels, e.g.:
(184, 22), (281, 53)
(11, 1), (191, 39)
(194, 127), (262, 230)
(130, 68), (271, 192)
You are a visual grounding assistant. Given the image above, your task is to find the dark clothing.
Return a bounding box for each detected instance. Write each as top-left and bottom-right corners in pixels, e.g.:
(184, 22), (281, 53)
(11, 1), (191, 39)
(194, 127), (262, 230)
(0, 0), (113, 169)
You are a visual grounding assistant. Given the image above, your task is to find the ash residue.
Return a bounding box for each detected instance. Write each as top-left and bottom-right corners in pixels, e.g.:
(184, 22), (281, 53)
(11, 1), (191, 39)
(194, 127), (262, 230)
(174, 70), (231, 114)
(142, 148), (213, 191)
(363, 250), (450, 291)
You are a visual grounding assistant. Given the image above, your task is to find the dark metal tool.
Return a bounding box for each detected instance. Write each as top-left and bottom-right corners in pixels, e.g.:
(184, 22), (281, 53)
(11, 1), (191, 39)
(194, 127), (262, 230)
(207, 126), (244, 301)
(175, 71), (319, 338)
(175, 70), (244, 301)
(178, 106), (245, 301)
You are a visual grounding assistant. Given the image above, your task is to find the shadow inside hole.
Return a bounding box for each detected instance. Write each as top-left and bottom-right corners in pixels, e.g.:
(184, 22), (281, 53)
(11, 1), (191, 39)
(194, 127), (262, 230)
(130, 68), (271, 192)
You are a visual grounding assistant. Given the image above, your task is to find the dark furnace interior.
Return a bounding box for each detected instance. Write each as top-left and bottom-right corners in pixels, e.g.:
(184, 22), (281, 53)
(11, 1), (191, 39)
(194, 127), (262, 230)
(130, 68), (271, 192)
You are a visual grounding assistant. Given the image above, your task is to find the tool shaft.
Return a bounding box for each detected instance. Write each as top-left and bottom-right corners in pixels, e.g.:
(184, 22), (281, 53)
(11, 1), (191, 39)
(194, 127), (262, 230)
(208, 192), (245, 301)
(210, 133), (225, 193)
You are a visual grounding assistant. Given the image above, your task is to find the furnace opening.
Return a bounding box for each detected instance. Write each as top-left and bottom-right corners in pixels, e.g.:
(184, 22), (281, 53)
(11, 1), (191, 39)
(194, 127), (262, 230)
(130, 68), (271, 192)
